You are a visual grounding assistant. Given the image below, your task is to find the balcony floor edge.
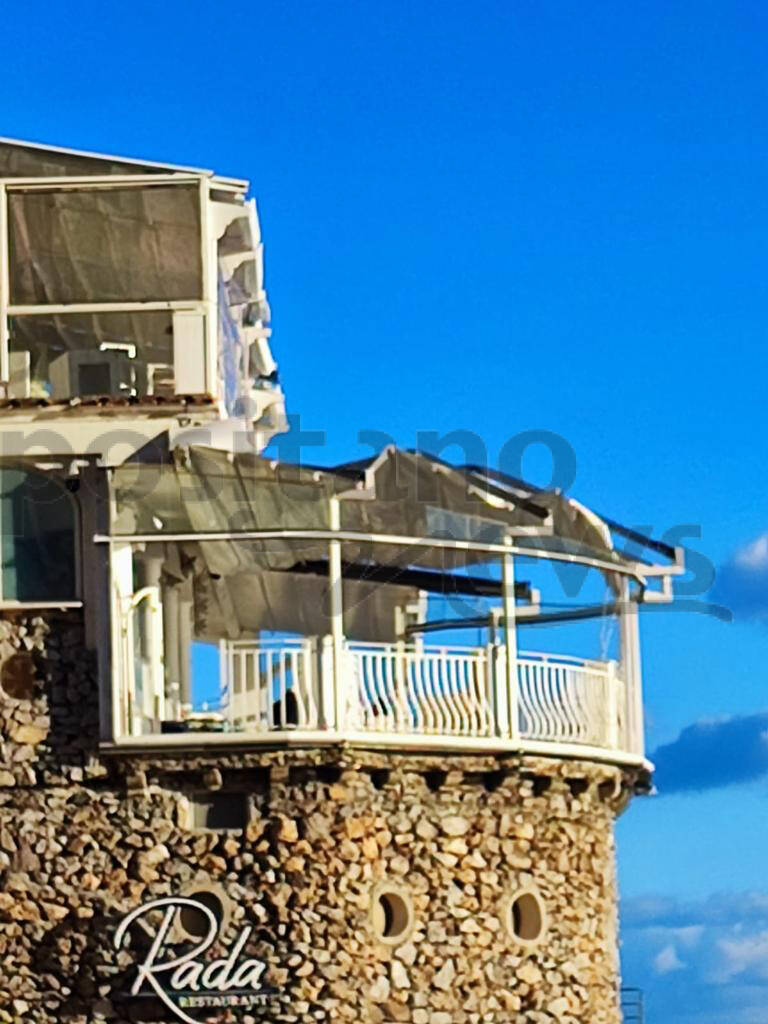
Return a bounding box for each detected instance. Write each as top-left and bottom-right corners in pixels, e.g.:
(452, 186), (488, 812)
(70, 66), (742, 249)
(98, 732), (652, 772)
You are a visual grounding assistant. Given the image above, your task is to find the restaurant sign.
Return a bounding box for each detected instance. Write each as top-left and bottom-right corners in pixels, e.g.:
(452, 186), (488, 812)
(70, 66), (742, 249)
(114, 896), (277, 1023)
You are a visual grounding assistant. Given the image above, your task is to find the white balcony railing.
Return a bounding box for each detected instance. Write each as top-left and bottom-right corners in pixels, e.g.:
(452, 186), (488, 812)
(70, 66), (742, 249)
(516, 652), (624, 749)
(217, 638), (636, 760)
(347, 642), (494, 737)
(221, 638), (318, 731)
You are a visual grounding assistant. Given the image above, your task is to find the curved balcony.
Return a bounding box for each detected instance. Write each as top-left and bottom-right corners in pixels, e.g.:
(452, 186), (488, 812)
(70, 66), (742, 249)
(101, 445), (683, 770)
(214, 638), (636, 765)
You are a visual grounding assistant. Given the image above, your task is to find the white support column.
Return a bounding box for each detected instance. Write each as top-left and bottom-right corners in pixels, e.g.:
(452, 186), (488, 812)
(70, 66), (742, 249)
(319, 635), (336, 729)
(219, 640), (234, 728)
(619, 578), (644, 756)
(178, 591), (193, 708)
(199, 176), (219, 401)
(328, 497), (346, 730)
(502, 535), (519, 741)
(140, 553), (166, 724)
(489, 639), (508, 737)
(109, 543), (134, 740)
(163, 584), (181, 718)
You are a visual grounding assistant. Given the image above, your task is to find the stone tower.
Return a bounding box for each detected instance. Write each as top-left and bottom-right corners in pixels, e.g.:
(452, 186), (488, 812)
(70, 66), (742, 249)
(0, 138), (683, 1024)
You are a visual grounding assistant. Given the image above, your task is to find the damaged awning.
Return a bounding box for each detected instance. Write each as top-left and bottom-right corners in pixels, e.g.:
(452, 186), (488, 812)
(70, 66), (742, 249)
(110, 445), (635, 570)
(106, 445), (652, 642)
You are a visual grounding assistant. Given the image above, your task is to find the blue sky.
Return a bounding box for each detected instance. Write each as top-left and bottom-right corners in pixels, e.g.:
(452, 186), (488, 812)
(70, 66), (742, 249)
(4, 2), (768, 1019)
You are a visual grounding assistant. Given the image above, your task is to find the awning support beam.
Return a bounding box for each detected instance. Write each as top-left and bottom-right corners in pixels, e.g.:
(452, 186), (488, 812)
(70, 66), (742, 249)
(283, 559), (532, 602)
(94, 528), (655, 585)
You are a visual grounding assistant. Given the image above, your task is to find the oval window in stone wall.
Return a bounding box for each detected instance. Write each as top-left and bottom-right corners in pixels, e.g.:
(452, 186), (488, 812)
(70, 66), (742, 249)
(371, 884), (415, 946)
(175, 884), (231, 942)
(0, 652), (39, 701)
(504, 888), (546, 946)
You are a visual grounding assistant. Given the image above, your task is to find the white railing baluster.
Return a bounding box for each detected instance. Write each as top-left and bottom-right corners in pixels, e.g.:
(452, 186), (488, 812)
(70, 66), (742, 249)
(560, 665), (581, 741)
(405, 652), (418, 729)
(418, 655), (432, 732)
(468, 654), (482, 735)
(532, 663), (547, 738)
(379, 650), (393, 729)
(360, 650), (373, 728)
(421, 654), (438, 732)
(288, 650), (300, 727)
(377, 651), (391, 730)
(304, 639), (317, 728)
(265, 651), (274, 728)
(445, 655), (460, 733)
(453, 657), (469, 735)
(278, 651), (287, 727)
(446, 652), (464, 733)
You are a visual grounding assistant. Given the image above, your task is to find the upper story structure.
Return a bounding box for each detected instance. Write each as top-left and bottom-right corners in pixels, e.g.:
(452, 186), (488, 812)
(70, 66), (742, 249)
(0, 136), (286, 463)
(0, 138), (685, 772)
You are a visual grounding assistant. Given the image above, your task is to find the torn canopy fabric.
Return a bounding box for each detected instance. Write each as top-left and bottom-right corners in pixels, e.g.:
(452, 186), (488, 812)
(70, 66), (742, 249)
(112, 445), (626, 566)
(111, 446), (634, 643)
(194, 568), (418, 644)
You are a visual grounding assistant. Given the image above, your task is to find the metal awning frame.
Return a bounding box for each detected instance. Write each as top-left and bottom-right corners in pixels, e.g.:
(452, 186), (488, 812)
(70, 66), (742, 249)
(93, 525), (684, 593)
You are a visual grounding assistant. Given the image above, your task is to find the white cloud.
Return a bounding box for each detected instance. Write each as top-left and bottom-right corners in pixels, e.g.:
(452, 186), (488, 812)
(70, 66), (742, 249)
(620, 890), (768, 1023)
(716, 931), (768, 983)
(674, 925), (705, 949)
(734, 534), (768, 570)
(654, 943), (686, 974)
(623, 890), (768, 929)
(714, 535), (768, 621)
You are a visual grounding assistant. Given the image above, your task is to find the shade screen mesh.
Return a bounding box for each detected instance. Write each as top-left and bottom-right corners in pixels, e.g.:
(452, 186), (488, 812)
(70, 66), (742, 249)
(8, 185), (202, 305)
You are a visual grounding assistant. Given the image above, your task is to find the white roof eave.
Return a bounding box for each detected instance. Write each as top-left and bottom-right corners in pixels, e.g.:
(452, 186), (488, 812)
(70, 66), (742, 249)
(0, 135), (250, 190)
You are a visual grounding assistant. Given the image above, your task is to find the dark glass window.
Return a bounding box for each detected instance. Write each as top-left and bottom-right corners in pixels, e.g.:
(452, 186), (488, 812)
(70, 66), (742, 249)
(0, 469), (77, 601)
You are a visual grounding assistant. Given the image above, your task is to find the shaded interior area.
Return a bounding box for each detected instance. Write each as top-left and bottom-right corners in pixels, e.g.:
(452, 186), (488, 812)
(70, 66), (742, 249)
(10, 311), (176, 401)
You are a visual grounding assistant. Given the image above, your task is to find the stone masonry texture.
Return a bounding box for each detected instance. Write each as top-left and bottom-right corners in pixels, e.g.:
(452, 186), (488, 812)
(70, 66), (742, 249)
(0, 613), (642, 1024)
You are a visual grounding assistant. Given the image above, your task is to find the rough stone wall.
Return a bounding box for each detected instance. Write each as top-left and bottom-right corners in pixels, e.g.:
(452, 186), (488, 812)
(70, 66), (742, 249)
(0, 613), (637, 1024)
(0, 614), (102, 788)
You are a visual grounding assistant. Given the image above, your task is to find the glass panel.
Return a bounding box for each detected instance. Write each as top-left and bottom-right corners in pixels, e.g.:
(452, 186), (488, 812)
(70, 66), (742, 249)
(9, 311), (175, 401)
(0, 469), (76, 601)
(8, 184), (202, 305)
